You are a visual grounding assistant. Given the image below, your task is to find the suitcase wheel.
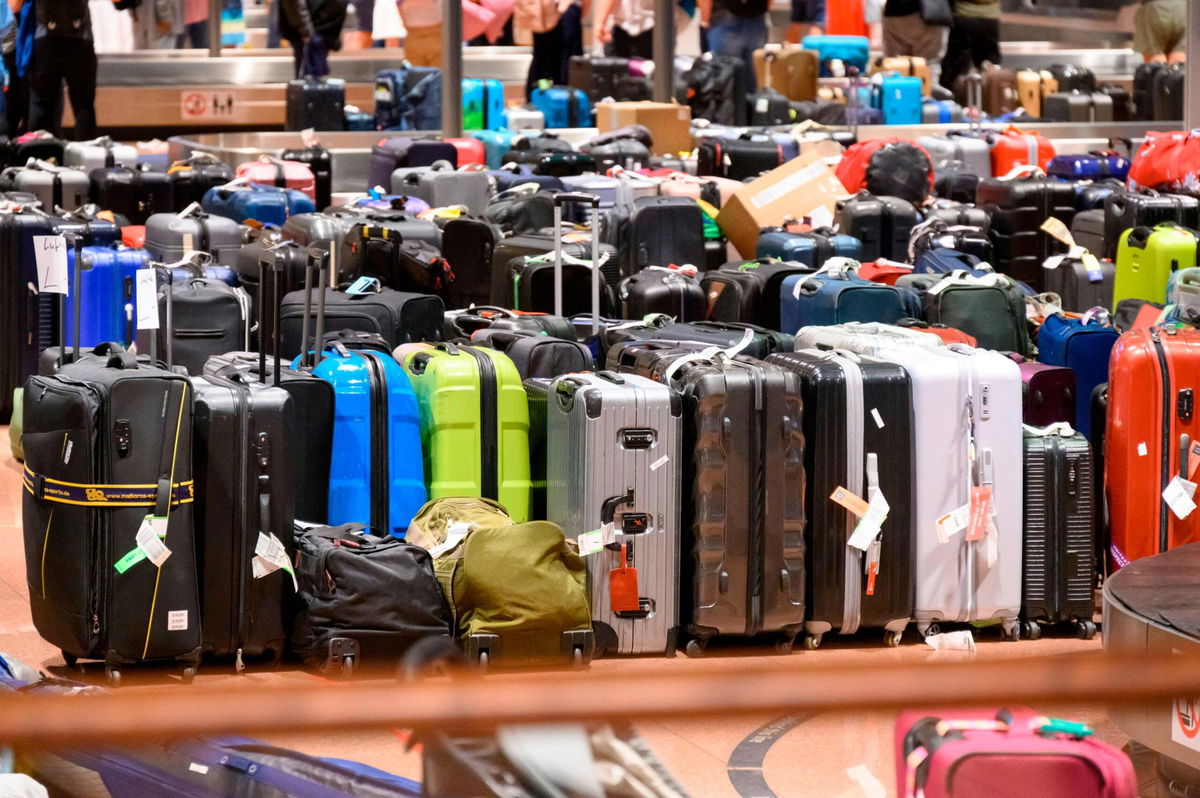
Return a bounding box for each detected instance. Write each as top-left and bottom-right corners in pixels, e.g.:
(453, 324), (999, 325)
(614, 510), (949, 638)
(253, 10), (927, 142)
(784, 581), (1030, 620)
(1074, 619), (1097, 640)
(684, 638), (708, 658)
(774, 634), (796, 655)
(181, 665), (197, 684)
(571, 646), (585, 669)
(105, 666), (122, 688)
(883, 629), (903, 648)
(1020, 620), (1042, 641)
(802, 633), (823, 651)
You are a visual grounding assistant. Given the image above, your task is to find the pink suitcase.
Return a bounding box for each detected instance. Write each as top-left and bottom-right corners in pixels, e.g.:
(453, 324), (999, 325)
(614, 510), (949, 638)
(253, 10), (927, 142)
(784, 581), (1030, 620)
(235, 155), (316, 201)
(895, 707), (1136, 798)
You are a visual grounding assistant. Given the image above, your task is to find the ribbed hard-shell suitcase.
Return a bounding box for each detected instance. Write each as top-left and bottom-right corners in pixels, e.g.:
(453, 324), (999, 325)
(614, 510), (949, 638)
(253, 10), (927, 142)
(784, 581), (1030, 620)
(767, 349), (914, 648)
(545, 370), (683, 656)
(834, 193), (919, 262)
(618, 267), (705, 321)
(976, 175), (1075, 291)
(1020, 425), (1096, 639)
(402, 343), (532, 523)
(1042, 253), (1113, 314)
(755, 229), (863, 266)
(701, 258), (815, 329)
(1, 161), (89, 210)
(1103, 190), (1199, 262)
(1106, 327), (1200, 569)
(285, 77), (345, 132)
(88, 166), (171, 225)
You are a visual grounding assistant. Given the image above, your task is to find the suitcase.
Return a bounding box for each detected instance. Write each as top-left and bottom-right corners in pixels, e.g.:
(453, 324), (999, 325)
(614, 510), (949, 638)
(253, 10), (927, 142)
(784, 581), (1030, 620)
(1113, 223), (1199, 306)
(701, 257), (815, 329)
(373, 65), (442, 130)
(608, 194), (706, 275)
(523, 377), (553, 520)
(63, 245), (149, 349)
(1104, 190), (1199, 263)
(88, 165), (172, 225)
(976, 175), (1076, 290)
(1132, 61), (1165, 121)
(401, 343), (532, 523)
(503, 104), (546, 131)
(63, 136), (138, 171)
(602, 320), (793, 362)
(278, 285), (442, 358)
(1017, 360), (1075, 427)
(471, 327), (592, 379)
(390, 163), (489, 215)
(545, 371), (681, 656)
(767, 349), (914, 648)
(921, 98), (963, 124)
(1107, 326), (1200, 568)
(530, 85), (591, 128)
(898, 272), (1033, 356)
(695, 136), (785, 182)
(1035, 311), (1116, 434)
(167, 154), (236, 212)
(756, 228), (863, 266)
(1047, 63), (1095, 93)
(1042, 252), (1113, 314)
(970, 66), (1020, 117)
(618, 267), (706, 320)
(801, 34), (869, 77)
(989, 131), (1055, 177)
(1072, 180), (1123, 213)
(909, 219), (992, 263)
(285, 76), (345, 131)
(1070, 208), (1106, 263)
(444, 136), (488, 168)
(753, 45), (819, 102)
(201, 182), (316, 226)
(567, 54), (630, 103)
(1042, 91), (1113, 123)
(676, 52), (748, 126)
(144, 208), (244, 265)
(834, 193), (919, 262)
(235, 155), (317, 202)
(1, 161), (89, 211)
(1152, 63), (1185, 121)
(1021, 425), (1096, 639)
(471, 129), (520, 171)
(22, 354), (201, 683)
(439, 216), (500, 309)
(1046, 152), (1129, 183)
(873, 75), (922, 125)
(609, 344), (806, 654)
(935, 167), (980, 204)
(191, 364), (295, 666)
(368, 137), (459, 190)
(779, 267), (916, 332)
(1015, 68), (1055, 117)
(280, 144), (334, 212)
(872, 54), (933, 94)
(895, 708), (1137, 798)
(137, 273), (252, 375)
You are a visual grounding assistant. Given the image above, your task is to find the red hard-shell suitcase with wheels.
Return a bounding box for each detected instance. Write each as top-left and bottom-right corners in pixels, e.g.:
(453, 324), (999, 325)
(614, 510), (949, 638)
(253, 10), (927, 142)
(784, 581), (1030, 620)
(1106, 326), (1200, 569)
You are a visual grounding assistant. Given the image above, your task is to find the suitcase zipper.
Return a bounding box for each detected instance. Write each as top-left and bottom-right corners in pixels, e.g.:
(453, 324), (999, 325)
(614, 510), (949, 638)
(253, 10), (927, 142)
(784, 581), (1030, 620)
(1151, 328), (1172, 552)
(838, 355), (866, 634)
(233, 381), (250, 668)
(748, 365), (765, 636)
(464, 347), (500, 500)
(363, 353), (390, 535)
(1048, 435), (1066, 618)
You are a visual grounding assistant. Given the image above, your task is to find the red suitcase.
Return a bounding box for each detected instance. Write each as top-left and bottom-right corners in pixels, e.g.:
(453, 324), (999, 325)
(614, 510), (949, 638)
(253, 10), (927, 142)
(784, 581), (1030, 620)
(895, 707), (1136, 798)
(990, 128), (1056, 177)
(894, 318), (977, 346)
(858, 258), (913, 285)
(1107, 326), (1200, 568)
(445, 137), (487, 167)
(236, 155), (317, 201)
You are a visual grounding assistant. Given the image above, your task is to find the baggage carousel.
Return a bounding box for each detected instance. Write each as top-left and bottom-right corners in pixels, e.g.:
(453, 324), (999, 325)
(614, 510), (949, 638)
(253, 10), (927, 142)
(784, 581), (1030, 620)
(1103, 545), (1200, 773)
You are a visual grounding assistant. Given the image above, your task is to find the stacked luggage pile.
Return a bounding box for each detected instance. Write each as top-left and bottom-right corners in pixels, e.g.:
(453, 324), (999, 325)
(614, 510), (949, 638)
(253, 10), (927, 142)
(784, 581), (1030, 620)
(14, 66), (1200, 684)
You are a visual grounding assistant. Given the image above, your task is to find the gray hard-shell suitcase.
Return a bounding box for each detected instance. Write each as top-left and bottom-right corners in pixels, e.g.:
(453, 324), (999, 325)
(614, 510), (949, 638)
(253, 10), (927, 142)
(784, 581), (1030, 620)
(1042, 253), (1114, 314)
(606, 343), (808, 655)
(2, 161), (89, 211)
(545, 371), (683, 656)
(390, 162), (490, 216)
(144, 208), (245, 266)
(1070, 208), (1106, 262)
(915, 135), (991, 179)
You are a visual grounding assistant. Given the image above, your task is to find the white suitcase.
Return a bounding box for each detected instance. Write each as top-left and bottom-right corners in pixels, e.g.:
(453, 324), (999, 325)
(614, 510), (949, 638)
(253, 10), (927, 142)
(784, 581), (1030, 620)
(504, 105), (546, 131)
(64, 137), (139, 171)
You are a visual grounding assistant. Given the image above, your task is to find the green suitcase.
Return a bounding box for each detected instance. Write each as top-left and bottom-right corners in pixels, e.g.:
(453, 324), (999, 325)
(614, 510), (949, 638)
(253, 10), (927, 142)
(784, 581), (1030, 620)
(402, 343), (532, 522)
(1113, 223), (1199, 306)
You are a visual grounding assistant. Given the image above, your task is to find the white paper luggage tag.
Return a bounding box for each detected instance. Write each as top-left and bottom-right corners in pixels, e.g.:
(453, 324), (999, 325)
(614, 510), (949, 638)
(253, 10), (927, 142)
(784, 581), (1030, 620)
(253, 531), (298, 591)
(936, 504), (970, 544)
(1163, 475), (1198, 520)
(577, 522), (614, 556)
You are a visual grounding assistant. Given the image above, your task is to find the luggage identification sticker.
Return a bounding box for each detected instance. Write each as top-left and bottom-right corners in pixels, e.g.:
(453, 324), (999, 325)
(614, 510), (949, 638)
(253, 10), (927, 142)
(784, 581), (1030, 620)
(33, 235), (68, 295)
(135, 269), (159, 330)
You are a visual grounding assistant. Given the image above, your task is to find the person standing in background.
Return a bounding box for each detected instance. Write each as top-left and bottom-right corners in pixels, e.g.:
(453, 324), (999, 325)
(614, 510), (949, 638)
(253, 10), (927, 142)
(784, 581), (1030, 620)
(132, 0), (182, 49)
(0, 0), (26, 137)
(180, 0), (208, 46)
(521, 0), (584, 98)
(786, 0), (822, 43)
(939, 0), (999, 92)
(698, 0), (768, 91)
(399, 0), (441, 66)
(881, 0), (947, 81)
(1133, 0), (1186, 63)
(593, 0), (654, 59)
(10, 0), (98, 139)
(278, 0), (346, 76)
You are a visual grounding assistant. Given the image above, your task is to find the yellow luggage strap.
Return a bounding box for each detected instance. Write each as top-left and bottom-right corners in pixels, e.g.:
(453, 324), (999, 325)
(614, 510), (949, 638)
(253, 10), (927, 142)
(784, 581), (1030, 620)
(23, 467), (194, 508)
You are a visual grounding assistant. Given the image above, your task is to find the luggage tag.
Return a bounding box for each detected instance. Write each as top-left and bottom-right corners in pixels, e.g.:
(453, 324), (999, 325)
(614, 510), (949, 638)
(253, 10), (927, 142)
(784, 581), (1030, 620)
(608, 543), (641, 614)
(345, 276), (381, 295)
(135, 268), (159, 330)
(114, 516), (170, 573)
(1162, 475), (1198, 520)
(253, 531), (298, 591)
(935, 504), (969, 544)
(966, 485), (992, 542)
(1188, 441), (1200, 479)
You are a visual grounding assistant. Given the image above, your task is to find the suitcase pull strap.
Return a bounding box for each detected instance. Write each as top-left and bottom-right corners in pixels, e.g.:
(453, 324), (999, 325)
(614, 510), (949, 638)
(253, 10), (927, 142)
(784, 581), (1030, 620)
(659, 327), (756, 382)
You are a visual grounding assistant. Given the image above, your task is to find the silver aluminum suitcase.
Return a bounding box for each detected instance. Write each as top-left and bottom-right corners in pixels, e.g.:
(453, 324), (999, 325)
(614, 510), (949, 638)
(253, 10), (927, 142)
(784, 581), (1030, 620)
(546, 371), (683, 656)
(505, 105), (546, 131)
(64, 137), (139, 171)
(390, 166), (490, 215)
(3, 162), (89, 210)
(916, 135), (991, 178)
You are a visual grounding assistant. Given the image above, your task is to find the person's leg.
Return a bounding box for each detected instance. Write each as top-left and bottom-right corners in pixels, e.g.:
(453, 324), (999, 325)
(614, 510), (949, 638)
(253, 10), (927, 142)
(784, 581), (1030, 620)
(740, 16), (768, 92)
(609, 26), (633, 58)
(1164, 0), (1187, 63)
(29, 38), (64, 136)
(939, 17), (971, 92)
(881, 14), (909, 57)
(3, 49), (27, 137)
(61, 37), (97, 139)
(903, 14), (948, 83)
(527, 25), (561, 98)
(972, 17), (1000, 67)
(556, 4), (583, 85)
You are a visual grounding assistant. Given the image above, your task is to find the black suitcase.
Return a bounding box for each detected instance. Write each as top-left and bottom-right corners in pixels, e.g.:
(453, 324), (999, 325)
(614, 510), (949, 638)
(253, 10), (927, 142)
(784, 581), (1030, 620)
(976, 175), (1076, 290)
(700, 257), (814, 330)
(767, 349), (914, 649)
(470, 328), (592, 379)
(235, 235), (309, 337)
(1152, 63), (1185, 121)
(531, 152), (596, 178)
(834, 192), (919, 262)
(1047, 63), (1096, 93)
(281, 144), (333, 211)
(485, 188), (557, 237)
(168, 155), (236, 213)
(609, 341), (806, 653)
(1099, 83), (1131, 122)
(1042, 91), (1113, 123)
(88, 165), (172, 225)
(502, 255), (618, 317)
(4, 131), (64, 167)
(584, 138), (652, 173)
(923, 202), (990, 233)
(1020, 426), (1097, 639)
(278, 286), (443, 357)
(490, 234), (620, 304)
(1103, 190), (1200, 262)
(1070, 208), (1106, 260)
(351, 224), (452, 297)
(1132, 61), (1165, 122)
(934, 168), (979, 204)
(1042, 252), (1113, 314)
(523, 377), (553, 521)
(618, 267), (706, 321)
(1074, 179), (1123, 212)
(567, 54), (630, 104)
(748, 88), (796, 126)
(696, 136), (783, 181)
(22, 354), (201, 684)
(285, 77), (345, 132)
(440, 217), (498, 309)
(137, 272), (250, 375)
(608, 195), (706, 275)
(601, 320), (794, 364)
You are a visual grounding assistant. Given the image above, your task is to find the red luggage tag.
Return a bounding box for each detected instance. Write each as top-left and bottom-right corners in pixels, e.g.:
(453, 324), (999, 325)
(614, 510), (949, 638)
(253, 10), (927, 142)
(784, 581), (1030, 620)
(609, 543), (641, 614)
(966, 486), (992, 542)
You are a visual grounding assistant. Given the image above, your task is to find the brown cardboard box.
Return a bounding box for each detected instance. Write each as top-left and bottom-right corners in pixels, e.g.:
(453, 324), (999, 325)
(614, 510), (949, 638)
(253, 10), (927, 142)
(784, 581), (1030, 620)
(595, 101), (693, 156)
(716, 150), (848, 259)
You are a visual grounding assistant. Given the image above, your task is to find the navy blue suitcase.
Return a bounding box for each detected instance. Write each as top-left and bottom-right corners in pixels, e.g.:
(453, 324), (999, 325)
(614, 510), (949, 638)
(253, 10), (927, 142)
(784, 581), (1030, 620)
(367, 137), (459, 190)
(778, 269), (919, 332)
(756, 229), (863, 266)
(201, 183), (316, 226)
(1045, 152), (1130, 182)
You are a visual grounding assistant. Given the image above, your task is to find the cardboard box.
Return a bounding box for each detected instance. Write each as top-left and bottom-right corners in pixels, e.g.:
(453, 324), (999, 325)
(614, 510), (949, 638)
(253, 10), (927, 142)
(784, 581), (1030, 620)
(717, 150), (848, 259)
(595, 101), (693, 157)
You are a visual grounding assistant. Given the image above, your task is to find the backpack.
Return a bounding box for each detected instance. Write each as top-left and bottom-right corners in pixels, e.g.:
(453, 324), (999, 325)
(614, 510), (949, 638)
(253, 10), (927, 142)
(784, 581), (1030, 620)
(677, 54), (743, 127)
(37, 0), (90, 35)
(835, 137), (934, 205)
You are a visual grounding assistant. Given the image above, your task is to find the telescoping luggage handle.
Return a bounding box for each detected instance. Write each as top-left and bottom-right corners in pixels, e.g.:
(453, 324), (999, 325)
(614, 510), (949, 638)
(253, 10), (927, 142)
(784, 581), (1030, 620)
(553, 192), (602, 335)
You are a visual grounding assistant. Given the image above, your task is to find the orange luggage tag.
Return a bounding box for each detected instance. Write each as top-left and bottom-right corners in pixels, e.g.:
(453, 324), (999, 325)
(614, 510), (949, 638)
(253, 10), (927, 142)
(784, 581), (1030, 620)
(609, 542), (640, 614)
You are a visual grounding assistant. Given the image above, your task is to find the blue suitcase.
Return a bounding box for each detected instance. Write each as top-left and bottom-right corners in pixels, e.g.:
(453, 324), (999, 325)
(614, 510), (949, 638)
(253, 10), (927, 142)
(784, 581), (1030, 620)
(921, 98), (963, 123)
(1045, 152), (1130, 182)
(874, 75), (923, 125)
(64, 246), (149, 349)
(374, 65), (442, 130)
(300, 346), (427, 538)
(472, 129), (520, 169)
(529, 85), (591, 128)
(463, 78), (506, 131)
(201, 183), (315, 226)
(368, 137), (459, 190)
(801, 34), (870, 77)
(756, 230), (863, 266)
(1035, 312), (1119, 441)
(778, 269), (918, 332)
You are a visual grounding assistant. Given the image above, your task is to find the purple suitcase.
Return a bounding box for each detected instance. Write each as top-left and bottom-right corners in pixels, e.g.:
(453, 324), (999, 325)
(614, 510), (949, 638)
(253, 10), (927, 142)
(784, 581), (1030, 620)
(1018, 360), (1076, 427)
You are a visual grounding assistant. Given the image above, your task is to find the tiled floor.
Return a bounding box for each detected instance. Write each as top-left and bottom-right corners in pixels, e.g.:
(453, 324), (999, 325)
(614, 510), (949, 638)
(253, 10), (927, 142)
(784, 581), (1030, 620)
(0, 435), (1150, 796)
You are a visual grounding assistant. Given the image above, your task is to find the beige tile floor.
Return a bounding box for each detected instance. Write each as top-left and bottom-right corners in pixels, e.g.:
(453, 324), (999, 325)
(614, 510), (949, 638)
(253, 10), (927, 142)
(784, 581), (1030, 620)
(0, 437), (1155, 797)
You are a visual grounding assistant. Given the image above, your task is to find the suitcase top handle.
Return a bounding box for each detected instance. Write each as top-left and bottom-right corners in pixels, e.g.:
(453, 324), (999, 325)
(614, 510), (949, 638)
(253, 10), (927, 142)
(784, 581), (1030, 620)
(554, 191), (601, 208)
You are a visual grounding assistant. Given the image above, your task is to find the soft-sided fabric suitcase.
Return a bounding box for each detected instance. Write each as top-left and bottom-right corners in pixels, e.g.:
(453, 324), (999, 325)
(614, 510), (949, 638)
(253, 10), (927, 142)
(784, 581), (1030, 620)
(1017, 360), (1075, 427)
(976, 175), (1076, 291)
(779, 268), (915, 332)
(1042, 252), (1113, 314)
(22, 355), (201, 683)
(1045, 152), (1129, 182)
(606, 346), (806, 654)
(767, 349), (913, 648)
(1113, 223), (1199, 306)
(834, 192), (919, 262)
(1035, 313), (1118, 442)
(756, 228), (863, 267)
(1104, 190), (1200, 262)
(700, 257), (814, 330)
(545, 371), (682, 656)
(1021, 424), (1096, 639)
(285, 76), (345, 131)
(137, 275), (251, 375)
(1107, 327), (1200, 569)
(64, 245), (148, 349)
(191, 366), (295, 667)
(471, 328), (592, 379)
(695, 136), (785, 182)
(402, 343), (532, 523)
(368, 137), (459, 190)
(278, 287), (443, 358)
(676, 52), (748, 126)
(899, 272), (1032, 356)
(618, 267), (706, 320)
(373, 65), (442, 130)
(895, 708), (1137, 798)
